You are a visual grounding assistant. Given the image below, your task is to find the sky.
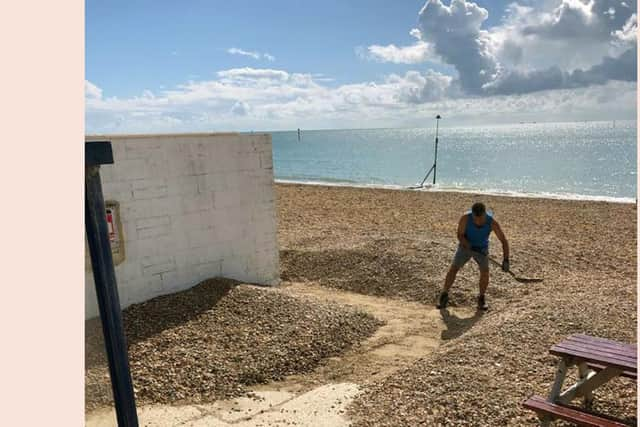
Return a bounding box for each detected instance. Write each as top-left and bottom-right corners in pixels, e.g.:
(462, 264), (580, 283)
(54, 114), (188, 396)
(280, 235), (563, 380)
(85, 0), (637, 133)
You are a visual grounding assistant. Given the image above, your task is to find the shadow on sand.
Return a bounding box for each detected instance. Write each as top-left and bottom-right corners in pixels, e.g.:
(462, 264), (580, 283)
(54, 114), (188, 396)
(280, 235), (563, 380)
(85, 278), (236, 370)
(439, 308), (484, 341)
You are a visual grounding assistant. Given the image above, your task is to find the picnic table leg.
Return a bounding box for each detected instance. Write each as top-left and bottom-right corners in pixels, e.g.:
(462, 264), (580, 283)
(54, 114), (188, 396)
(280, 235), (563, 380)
(540, 358), (569, 426)
(558, 366), (622, 406)
(578, 363), (593, 409)
(548, 358), (569, 401)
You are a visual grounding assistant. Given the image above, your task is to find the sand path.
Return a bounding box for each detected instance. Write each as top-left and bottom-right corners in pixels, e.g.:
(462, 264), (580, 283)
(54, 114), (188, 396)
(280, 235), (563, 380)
(269, 281), (478, 387)
(86, 282), (478, 426)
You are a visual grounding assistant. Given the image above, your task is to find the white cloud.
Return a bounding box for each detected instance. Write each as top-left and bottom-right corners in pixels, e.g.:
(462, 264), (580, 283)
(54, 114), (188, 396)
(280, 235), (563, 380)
(230, 100), (250, 116)
(360, 41), (433, 64)
(227, 47), (276, 61)
(85, 80), (102, 99)
(358, 29), (435, 64)
(85, 66), (636, 134)
(416, 0), (499, 94)
(613, 13), (638, 42)
(217, 67), (290, 81)
(228, 47), (260, 59)
(375, 0), (639, 95)
(520, 0), (634, 41)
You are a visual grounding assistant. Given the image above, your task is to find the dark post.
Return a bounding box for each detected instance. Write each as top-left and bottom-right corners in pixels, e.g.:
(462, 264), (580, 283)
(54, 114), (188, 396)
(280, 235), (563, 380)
(85, 141), (139, 427)
(433, 114), (441, 185)
(416, 114), (443, 188)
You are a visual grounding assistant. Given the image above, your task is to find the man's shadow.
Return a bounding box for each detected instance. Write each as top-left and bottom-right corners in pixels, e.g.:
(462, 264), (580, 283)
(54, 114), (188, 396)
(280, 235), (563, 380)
(439, 308), (484, 341)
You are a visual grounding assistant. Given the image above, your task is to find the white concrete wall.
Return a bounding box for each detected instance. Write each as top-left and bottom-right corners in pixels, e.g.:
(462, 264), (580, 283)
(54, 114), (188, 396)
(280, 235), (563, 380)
(85, 133), (279, 319)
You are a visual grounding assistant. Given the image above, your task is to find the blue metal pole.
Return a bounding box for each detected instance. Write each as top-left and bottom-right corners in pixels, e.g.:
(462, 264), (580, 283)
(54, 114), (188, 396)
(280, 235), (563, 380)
(86, 142), (139, 427)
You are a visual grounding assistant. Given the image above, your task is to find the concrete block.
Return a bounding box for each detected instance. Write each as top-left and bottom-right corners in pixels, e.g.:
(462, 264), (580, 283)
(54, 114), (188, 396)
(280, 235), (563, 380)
(221, 258), (249, 282)
(181, 194), (213, 213)
(136, 235), (175, 257)
(141, 255), (176, 276)
(196, 261), (222, 282)
(198, 173), (225, 193)
(132, 178), (168, 200)
(144, 154), (170, 179)
(187, 228), (217, 249)
(136, 215), (171, 230)
(253, 217), (278, 236)
(186, 156), (211, 175)
(137, 224), (171, 239)
(166, 155), (190, 177)
(223, 174), (245, 192)
(191, 246), (223, 266)
(229, 238), (255, 258)
(131, 177), (167, 190)
(103, 187), (135, 204)
(148, 196), (183, 217)
(167, 175), (199, 197)
(216, 224), (242, 241)
(159, 270), (179, 292)
(206, 244), (227, 263)
(259, 152), (273, 169)
(123, 199), (154, 220)
(100, 164), (115, 182)
(172, 249), (190, 268)
(109, 140), (127, 161)
(121, 220), (137, 244)
(124, 141), (163, 159)
(125, 275), (164, 305)
(114, 259), (142, 283)
(113, 159), (147, 180)
(198, 210), (217, 230)
(212, 191), (239, 209)
(229, 206), (253, 224)
(255, 232), (278, 248)
(174, 266), (198, 284)
(172, 231), (191, 250)
(120, 239), (140, 260)
(171, 212), (205, 232)
(141, 254), (174, 268)
(214, 156), (240, 173)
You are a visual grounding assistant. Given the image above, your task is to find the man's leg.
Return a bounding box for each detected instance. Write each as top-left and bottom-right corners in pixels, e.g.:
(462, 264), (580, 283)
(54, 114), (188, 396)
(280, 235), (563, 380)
(436, 265), (459, 309)
(443, 265), (460, 293)
(475, 252), (490, 310)
(479, 270), (489, 295)
(477, 271), (490, 310)
(437, 247), (469, 308)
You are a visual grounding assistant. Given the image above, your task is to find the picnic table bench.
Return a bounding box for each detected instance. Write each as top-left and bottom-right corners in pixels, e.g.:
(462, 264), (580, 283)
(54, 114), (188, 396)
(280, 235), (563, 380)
(523, 334), (636, 426)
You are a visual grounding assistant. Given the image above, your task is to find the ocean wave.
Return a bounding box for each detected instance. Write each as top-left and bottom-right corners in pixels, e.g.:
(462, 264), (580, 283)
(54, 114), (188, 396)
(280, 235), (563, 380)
(274, 179), (636, 204)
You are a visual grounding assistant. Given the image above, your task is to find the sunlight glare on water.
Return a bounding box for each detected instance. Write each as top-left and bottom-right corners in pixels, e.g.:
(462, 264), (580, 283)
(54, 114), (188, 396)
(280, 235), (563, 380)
(269, 121), (637, 201)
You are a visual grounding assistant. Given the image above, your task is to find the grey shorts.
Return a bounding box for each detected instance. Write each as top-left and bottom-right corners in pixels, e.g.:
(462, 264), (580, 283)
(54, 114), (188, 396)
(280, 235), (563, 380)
(452, 246), (490, 272)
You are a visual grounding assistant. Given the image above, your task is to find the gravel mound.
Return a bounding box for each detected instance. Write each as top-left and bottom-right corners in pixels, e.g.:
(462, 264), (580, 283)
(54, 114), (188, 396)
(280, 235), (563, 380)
(281, 236), (520, 307)
(276, 184), (636, 426)
(349, 271), (636, 426)
(85, 278), (383, 410)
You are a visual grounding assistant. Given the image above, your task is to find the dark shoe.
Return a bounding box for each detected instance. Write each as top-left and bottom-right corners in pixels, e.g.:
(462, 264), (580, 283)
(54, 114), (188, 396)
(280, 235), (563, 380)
(477, 294), (489, 311)
(436, 292), (449, 309)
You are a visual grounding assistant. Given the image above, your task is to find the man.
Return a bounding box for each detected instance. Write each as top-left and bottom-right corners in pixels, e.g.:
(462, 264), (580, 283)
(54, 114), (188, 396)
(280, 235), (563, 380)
(436, 202), (509, 311)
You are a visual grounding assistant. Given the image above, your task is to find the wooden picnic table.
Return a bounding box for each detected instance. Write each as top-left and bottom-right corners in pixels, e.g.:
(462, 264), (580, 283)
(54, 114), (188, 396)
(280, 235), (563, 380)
(524, 334), (637, 427)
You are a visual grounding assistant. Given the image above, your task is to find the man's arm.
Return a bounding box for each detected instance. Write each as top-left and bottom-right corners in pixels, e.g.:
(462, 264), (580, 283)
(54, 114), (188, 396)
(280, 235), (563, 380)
(491, 219), (509, 260)
(457, 215), (470, 249)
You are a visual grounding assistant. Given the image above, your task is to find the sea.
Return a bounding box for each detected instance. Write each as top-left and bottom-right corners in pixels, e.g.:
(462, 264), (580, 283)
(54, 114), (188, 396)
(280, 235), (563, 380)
(268, 120), (637, 203)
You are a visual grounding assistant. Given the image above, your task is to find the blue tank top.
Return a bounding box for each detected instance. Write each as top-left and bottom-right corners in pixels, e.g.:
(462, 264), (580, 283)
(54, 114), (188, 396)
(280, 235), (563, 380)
(464, 213), (493, 251)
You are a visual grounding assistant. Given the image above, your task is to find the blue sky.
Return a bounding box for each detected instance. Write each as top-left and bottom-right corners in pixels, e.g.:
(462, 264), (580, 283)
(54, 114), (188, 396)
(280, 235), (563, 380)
(86, 0), (637, 133)
(87, 1), (455, 93)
